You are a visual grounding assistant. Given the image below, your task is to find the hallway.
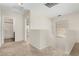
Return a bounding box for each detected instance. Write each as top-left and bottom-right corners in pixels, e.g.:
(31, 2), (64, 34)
(0, 3), (79, 56)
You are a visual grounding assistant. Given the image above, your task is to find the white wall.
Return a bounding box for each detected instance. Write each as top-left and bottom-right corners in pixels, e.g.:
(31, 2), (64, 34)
(62, 12), (79, 42)
(13, 12), (25, 42)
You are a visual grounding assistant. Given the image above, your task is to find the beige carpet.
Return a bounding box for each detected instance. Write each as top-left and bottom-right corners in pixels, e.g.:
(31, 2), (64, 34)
(70, 43), (79, 56)
(0, 41), (78, 56)
(0, 41), (57, 56)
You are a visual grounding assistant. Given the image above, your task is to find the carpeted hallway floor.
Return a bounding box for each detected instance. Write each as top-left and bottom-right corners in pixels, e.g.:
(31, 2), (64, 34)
(0, 41), (78, 56)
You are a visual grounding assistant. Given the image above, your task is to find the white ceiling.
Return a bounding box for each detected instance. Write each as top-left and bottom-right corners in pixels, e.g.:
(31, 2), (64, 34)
(0, 3), (42, 9)
(0, 3), (79, 17)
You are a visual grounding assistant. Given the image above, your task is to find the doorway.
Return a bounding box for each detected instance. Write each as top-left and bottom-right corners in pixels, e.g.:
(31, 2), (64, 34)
(3, 16), (15, 43)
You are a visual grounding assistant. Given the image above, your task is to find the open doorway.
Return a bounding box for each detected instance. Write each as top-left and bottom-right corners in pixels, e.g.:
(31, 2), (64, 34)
(3, 16), (15, 43)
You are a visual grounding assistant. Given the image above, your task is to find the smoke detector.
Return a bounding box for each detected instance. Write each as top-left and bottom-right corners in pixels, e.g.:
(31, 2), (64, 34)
(45, 3), (58, 8)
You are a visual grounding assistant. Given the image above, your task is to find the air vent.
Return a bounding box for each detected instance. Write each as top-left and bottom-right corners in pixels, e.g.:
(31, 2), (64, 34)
(45, 3), (58, 8)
